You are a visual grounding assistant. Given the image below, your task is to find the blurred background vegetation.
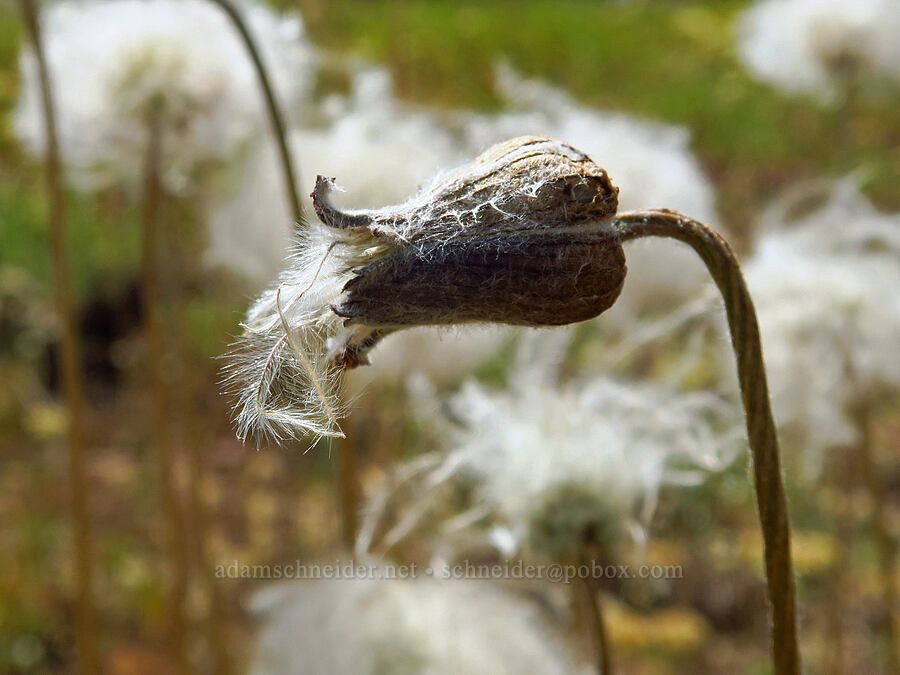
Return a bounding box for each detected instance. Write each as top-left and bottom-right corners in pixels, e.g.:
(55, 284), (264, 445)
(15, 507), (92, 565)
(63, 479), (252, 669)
(0, 0), (898, 673)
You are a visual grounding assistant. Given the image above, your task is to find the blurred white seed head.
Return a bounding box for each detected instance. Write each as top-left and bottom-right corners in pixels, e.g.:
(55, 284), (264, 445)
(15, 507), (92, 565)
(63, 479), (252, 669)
(737, 0), (900, 101)
(206, 139), (296, 284)
(250, 577), (580, 675)
(343, 324), (513, 395)
(460, 64), (717, 317)
(743, 184), (900, 471)
(295, 67), (466, 211)
(15, 0), (314, 192)
(436, 377), (739, 560)
(762, 177), (900, 255)
(225, 136), (628, 443)
(209, 67), (465, 286)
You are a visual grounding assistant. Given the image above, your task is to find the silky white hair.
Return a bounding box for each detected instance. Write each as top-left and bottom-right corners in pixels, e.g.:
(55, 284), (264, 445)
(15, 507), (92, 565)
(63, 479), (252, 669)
(440, 376), (739, 558)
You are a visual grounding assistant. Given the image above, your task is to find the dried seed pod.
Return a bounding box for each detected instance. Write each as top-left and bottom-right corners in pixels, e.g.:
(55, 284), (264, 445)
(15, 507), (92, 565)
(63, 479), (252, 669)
(228, 136), (628, 441)
(315, 136), (626, 364)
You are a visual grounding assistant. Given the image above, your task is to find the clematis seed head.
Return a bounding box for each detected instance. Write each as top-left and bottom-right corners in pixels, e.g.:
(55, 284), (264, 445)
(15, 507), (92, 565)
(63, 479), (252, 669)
(315, 135), (626, 366)
(227, 136), (628, 441)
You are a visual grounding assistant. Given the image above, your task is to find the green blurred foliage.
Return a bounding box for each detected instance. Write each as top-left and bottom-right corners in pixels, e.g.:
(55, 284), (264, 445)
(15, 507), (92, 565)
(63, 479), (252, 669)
(296, 0), (899, 225)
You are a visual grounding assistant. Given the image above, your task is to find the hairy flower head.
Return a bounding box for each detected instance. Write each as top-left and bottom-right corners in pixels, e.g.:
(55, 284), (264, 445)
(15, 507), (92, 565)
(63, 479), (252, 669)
(226, 136), (628, 442)
(432, 377), (739, 560)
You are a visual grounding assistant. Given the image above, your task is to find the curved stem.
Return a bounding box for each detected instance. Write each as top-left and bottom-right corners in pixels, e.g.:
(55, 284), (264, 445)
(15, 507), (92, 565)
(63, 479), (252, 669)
(17, 1), (100, 672)
(614, 209), (800, 675)
(208, 0), (304, 224)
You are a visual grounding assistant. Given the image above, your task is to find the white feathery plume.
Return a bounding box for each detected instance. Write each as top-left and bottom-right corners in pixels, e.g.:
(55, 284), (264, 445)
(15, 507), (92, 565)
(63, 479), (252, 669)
(250, 577), (581, 675)
(742, 185), (900, 472)
(459, 64), (718, 316)
(14, 0), (314, 192)
(736, 0), (900, 101)
(222, 221), (361, 442)
(421, 376), (740, 560)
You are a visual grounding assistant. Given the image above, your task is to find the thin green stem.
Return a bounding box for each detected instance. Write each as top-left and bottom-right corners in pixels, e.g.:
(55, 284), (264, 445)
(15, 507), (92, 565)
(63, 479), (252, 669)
(208, 0), (304, 224)
(16, 2), (100, 672)
(614, 209), (800, 675)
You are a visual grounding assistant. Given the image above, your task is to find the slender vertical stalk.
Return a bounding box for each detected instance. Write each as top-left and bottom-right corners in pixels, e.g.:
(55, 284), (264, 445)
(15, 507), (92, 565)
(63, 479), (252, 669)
(851, 397), (898, 671)
(16, 2), (100, 672)
(208, 0), (303, 224)
(140, 104), (191, 674)
(614, 209), (800, 675)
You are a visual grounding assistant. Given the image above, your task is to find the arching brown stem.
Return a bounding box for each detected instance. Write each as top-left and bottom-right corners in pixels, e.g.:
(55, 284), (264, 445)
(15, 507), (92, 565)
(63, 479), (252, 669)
(208, 0), (304, 224)
(614, 209), (800, 675)
(17, 1), (100, 672)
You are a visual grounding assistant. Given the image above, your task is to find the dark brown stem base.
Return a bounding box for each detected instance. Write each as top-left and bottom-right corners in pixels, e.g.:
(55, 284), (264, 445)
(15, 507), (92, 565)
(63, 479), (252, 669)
(614, 209), (800, 675)
(17, 1), (100, 672)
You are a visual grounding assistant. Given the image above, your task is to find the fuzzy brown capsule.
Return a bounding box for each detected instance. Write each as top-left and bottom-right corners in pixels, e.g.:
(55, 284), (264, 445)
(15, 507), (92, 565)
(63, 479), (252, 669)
(313, 136), (627, 337)
(229, 136), (629, 441)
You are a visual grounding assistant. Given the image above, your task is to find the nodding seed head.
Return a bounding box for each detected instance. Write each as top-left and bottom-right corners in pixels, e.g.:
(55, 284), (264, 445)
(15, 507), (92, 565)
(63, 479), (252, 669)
(315, 135), (627, 365)
(228, 136), (629, 442)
